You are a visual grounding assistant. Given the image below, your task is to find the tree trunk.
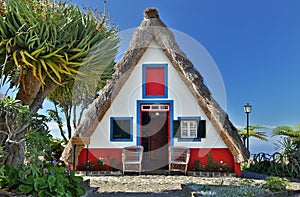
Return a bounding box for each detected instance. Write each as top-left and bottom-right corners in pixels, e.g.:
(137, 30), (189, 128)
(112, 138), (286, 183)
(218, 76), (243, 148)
(16, 70), (43, 106)
(1, 75), (57, 166)
(1, 141), (25, 166)
(29, 83), (57, 113)
(65, 108), (72, 140)
(53, 102), (68, 142)
(0, 118), (29, 166)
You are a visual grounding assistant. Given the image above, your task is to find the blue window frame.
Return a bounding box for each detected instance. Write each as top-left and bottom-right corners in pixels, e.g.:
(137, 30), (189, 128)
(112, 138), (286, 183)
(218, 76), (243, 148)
(177, 117), (201, 142)
(110, 117), (133, 142)
(142, 64), (168, 98)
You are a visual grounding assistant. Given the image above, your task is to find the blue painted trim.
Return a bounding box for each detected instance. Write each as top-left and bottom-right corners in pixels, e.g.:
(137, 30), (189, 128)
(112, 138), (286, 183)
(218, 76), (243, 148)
(178, 117), (201, 121)
(177, 116), (201, 142)
(110, 117), (133, 142)
(136, 100), (174, 146)
(142, 64), (168, 99)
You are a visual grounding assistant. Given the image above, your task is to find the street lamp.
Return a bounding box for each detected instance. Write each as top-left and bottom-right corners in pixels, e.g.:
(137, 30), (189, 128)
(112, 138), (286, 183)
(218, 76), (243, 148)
(243, 103), (252, 150)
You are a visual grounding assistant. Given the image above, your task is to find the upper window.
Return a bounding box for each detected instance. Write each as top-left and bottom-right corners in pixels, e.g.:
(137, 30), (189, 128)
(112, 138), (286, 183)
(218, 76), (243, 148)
(142, 64), (168, 98)
(110, 117), (133, 141)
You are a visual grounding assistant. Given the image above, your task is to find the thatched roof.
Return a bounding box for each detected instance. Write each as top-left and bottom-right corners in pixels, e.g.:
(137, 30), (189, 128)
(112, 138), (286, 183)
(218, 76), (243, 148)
(61, 8), (249, 164)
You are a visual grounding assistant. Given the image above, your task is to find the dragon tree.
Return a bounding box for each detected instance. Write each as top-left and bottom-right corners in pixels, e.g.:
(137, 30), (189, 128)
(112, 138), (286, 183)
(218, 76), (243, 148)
(0, 0), (118, 166)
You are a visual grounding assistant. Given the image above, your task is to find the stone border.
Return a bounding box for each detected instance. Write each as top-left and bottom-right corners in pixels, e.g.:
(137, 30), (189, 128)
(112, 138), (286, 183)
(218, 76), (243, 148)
(181, 184), (300, 197)
(77, 170), (236, 177)
(77, 171), (122, 176)
(187, 171), (236, 177)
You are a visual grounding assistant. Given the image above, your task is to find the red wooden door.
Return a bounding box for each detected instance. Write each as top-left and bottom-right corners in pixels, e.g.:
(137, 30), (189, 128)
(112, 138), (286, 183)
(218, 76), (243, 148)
(141, 109), (169, 170)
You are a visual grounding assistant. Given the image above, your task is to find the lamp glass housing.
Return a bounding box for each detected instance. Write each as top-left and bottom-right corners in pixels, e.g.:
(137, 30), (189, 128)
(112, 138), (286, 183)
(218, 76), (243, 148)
(244, 103), (252, 113)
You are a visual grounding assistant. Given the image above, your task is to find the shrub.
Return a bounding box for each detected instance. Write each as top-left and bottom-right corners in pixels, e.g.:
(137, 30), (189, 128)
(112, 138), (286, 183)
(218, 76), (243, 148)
(97, 157), (105, 170)
(193, 160), (206, 171)
(193, 155), (233, 173)
(263, 176), (290, 191)
(47, 138), (66, 163)
(0, 97), (84, 196)
(0, 161), (85, 196)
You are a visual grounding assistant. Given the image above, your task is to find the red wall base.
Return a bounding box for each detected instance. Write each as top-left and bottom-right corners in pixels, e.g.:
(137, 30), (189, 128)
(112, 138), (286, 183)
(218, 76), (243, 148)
(77, 148), (241, 176)
(77, 148), (122, 171)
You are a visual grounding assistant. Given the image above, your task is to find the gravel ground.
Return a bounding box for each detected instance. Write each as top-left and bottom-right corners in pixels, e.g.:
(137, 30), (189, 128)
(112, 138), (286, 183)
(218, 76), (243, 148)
(83, 175), (300, 197)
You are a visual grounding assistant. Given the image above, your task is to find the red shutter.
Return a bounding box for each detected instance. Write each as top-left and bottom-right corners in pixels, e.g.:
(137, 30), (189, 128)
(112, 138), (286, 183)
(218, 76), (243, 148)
(145, 67), (165, 96)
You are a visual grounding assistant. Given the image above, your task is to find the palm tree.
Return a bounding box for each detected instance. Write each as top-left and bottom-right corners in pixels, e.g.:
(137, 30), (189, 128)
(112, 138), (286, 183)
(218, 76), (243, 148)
(272, 124), (300, 155)
(0, 0), (118, 111)
(0, 0), (118, 166)
(272, 124), (300, 142)
(238, 125), (268, 146)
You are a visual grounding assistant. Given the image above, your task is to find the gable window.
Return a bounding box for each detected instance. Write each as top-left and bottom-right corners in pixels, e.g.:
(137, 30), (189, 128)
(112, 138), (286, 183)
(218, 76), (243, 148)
(173, 117), (206, 142)
(142, 64), (168, 98)
(110, 117), (133, 141)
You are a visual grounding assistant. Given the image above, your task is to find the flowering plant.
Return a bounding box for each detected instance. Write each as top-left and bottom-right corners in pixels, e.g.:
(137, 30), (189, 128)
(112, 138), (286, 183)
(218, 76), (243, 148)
(97, 157), (105, 170)
(0, 160), (85, 196)
(193, 155), (233, 173)
(218, 161), (232, 173)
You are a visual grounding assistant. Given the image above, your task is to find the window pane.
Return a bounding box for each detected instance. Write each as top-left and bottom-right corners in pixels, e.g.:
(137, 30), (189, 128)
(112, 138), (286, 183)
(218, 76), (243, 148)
(112, 119), (131, 140)
(178, 118), (202, 140)
(190, 129), (197, 138)
(161, 105), (169, 110)
(145, 67), (165, 96)
(142, 105), (150, 110)
(181, 121), (188, 128)
(190, 121), (197, 128)
(152, 105), (159, 109)
(181, 129), (188, 138)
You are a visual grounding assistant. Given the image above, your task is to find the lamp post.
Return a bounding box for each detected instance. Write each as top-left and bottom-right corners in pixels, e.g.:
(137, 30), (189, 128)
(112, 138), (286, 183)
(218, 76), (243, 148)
(243, 103), (252, 150)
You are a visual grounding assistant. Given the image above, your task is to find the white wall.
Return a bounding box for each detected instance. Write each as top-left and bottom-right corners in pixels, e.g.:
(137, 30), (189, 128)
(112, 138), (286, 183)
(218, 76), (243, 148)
(89, 42), (226, 149)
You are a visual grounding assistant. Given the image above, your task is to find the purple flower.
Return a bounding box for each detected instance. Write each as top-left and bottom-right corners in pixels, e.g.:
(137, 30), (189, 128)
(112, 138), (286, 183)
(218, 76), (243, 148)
(43, 168), (49, 173)
(52, 160), (57, 166)
(65, 167), (71, 176)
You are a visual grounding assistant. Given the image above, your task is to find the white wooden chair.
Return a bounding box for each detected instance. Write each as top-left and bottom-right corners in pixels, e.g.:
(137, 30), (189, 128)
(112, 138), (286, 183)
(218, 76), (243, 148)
(122, 146), (144, 175)
(168, 146), (190, 175)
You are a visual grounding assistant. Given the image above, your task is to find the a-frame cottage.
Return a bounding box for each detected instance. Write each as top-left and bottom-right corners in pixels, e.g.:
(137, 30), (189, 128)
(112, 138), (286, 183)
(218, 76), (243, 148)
(62, 8), (249, 176)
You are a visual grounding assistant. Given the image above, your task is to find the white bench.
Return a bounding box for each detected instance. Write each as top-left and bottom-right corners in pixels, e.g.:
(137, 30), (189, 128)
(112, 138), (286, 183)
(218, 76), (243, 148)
(122, 146), (144, 175)
(168, 146), (190, 175)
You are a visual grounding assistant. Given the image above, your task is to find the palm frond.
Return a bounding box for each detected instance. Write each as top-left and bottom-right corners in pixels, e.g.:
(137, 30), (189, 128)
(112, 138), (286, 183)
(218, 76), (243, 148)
(272, 125), (300, 140)
(238, 125), (269, 141)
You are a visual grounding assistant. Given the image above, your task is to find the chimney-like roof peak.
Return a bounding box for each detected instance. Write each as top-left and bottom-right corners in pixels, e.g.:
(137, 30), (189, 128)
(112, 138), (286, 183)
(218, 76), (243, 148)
(144, 8), (159, 19)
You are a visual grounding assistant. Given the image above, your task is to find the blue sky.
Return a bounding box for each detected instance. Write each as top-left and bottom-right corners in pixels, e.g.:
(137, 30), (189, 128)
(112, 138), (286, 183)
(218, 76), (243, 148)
(72, 0), (300, 154)
(71, 0), (300, 126)
(2, 0), (300, 154)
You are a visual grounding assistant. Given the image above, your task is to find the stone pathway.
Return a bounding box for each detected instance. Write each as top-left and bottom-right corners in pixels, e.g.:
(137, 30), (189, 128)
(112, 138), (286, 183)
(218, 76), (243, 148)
(86, 175), (191, 197)
(82, 175), (300, 196)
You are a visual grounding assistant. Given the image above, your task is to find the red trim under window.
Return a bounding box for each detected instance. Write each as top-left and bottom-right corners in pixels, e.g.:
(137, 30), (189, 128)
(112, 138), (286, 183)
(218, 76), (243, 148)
(145, 67), (165, 96)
